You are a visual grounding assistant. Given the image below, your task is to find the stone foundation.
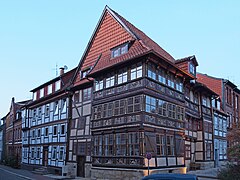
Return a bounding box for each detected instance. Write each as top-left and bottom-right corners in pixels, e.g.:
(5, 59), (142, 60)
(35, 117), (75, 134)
(91, 166), (186, 180)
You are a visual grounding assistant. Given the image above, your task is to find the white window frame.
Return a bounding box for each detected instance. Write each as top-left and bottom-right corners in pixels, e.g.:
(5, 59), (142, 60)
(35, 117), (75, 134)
(61, 99), (67, 113)
(55, 80), (61, 91)
(48, 84), (52, 95)
(59, 146), (64, 160)
(33, 92), (37, 100)
(130, 64), (142, 80)
(106, 75), (115, 88)
(40, 88), (44, 98)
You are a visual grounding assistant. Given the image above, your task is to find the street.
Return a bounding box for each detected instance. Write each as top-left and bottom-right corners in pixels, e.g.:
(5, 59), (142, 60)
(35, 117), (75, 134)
(0, 165), (53, 180)
(0, 167), (27, 180)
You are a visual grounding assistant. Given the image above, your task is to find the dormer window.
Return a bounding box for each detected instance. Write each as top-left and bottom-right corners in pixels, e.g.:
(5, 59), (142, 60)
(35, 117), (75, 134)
(111, 43), (128, 58)
(40, 88), (44, 98)
(33, 92), (37, 101)
(81, 68), (91, 79)
(55, 80), (61, 91)
(189, 63), (195, 75)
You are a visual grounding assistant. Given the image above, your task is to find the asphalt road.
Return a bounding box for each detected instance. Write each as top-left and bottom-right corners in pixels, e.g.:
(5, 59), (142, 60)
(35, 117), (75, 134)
(0, 167), (31, 180)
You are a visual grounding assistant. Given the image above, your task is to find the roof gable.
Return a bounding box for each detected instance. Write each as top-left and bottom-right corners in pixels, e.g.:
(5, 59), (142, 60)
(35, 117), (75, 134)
(72, 6), (176, 84)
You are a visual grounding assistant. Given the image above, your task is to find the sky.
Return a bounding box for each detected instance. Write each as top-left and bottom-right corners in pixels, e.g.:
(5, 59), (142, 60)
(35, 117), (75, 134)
(0, 0), (240, 118)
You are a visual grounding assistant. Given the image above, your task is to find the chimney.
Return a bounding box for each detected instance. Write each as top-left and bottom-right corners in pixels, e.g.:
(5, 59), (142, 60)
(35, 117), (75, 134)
(59, 67), (64, 75)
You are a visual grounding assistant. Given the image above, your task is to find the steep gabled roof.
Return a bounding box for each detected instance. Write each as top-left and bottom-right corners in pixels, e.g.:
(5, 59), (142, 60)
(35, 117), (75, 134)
(111, 8), (175, 62)
(71, 6), (176, 84)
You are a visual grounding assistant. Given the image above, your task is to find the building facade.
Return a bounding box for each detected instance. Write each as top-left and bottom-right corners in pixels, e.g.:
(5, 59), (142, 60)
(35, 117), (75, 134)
(197, 73), (240, 164)
(65, 6), (216, 179)
(13, 5), (238, 179)
(5, 97), (29, 167)
(0, 114), (7, 162)
(22, 68), (75, 174)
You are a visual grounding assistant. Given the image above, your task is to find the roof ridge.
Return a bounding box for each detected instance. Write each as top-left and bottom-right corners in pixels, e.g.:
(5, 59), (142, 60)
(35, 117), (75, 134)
(109, 8), (175, 62)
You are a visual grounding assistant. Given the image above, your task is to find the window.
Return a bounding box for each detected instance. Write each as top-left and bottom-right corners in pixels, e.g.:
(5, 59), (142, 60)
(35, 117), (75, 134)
(52, 146), (57, 159)
(40, 88), (44, 98)
(36, 147), (41, 159)
(158, 68), (166, 84)
(60, 124), (65, 135)
(176, 106), (184, 121)
(31, 148), (35, 159)
(130, 64), (142, 80)
(185, 145), (191, 159)
(127, 97), (134, 113)
(166, 135), (175, 156)
(45, 127), (49, 136)
(61, 99), (67, 113)
(202, 97), (207, 106)
(147, 63), (156, 80)
(74, 91), (80, 103)
(158, 99), (167, 117)
(55, 80), (61, 91)
(33, 109), (37, 120)
(95, 79), (103, 91)
(32, 129), (35, 138)
(54, 101), (59, 115)
(59, 147), (64, 160)
(146, 96), (156, 113)
(38, 107), (42, 118)
(107, 103), (113, 117)
(83, 87), (91, 101)
(156, 134), (165, 156)
(37, 128), (41, 137)
(118, 69), (127, 84)
(176, 79), (183, 92)
(33, 92), (37, 100)
(106, 75), (115, 88)
(48, 84), (52, 95)
(167, 74), (175, 88)
(189, 63), (195, 75)
(53, 126), (58, 136)
(128, 133), (139, 156)
(111, 43), (128, 58)
(116, 133), (126, 155)
(81, 69), (90, 79)
(168, 104), (176, 119)
(45, 104), (50, 117)
(206, 143), (212, 159)
(93, 135), (102, 156)
(104, 134), (113, 156)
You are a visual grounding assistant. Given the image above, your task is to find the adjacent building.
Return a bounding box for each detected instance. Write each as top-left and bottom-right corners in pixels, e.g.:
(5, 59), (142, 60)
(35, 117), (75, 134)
(5, 97), (30, 167)
(21, 68), (75, 174)
(0, 114), (7, 162)
(197, 73), (239, 165)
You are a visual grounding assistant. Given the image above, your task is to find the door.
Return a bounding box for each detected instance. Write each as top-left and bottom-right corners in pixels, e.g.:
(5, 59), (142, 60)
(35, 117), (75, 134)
(77, 156), (85, 177)
(43, 147), (48, 166)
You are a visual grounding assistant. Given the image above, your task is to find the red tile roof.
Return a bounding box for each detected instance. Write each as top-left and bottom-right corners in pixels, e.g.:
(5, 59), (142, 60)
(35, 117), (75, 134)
(197, 73), (223, 100)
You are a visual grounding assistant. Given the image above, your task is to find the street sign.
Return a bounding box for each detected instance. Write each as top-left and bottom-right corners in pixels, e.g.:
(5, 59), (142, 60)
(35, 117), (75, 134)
(146, 152), (152, 160)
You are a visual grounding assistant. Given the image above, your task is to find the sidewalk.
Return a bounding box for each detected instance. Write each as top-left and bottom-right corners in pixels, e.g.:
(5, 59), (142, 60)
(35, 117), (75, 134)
(44, 174), (90, 180)
(187, 167), (220, 179)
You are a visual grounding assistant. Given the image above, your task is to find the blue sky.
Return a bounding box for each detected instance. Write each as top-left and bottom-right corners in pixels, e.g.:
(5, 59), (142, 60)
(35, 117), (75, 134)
(0, 1), (240, 117)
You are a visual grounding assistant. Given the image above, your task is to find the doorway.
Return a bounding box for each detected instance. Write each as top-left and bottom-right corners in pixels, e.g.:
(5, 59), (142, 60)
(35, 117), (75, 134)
(77, 156), (85, 177)
(43, 147), (48, 166)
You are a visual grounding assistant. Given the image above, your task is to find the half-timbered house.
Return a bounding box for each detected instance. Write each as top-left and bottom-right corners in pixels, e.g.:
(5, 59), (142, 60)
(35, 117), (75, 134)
(22, 68), (75, 174)
(197, 73), (239, 165)
(68, 6), (201, 179)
